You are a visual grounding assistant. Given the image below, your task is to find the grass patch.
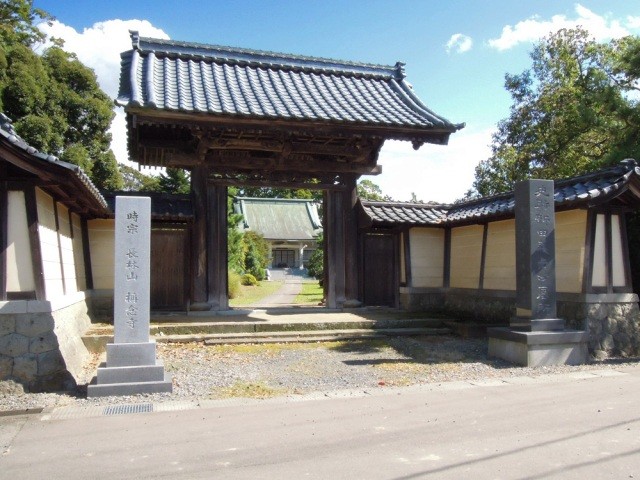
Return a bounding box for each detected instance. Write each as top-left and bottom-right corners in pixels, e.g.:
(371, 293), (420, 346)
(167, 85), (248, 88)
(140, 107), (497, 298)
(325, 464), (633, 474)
(293, 280), (324, 305)
(229, 280), (284, 306)
(212, 381), (289, 399)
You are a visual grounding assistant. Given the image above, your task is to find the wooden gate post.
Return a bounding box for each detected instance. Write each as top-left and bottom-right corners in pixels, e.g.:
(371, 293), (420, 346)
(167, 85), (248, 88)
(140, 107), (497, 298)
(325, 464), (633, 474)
(207, 183), (228, 310)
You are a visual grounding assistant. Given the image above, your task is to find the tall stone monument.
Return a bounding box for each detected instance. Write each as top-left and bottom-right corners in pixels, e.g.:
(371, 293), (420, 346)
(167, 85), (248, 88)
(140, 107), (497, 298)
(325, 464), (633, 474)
(88, 196), (172, 397)
(488, 180), (588, 366)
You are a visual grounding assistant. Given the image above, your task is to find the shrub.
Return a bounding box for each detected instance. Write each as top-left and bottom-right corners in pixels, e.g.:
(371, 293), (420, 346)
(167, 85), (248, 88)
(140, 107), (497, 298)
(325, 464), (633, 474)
(243, 231), (269, 280)
(306, 233), (324, 280)
(228, 271), (241, 299)
(241, 273), (259, 286)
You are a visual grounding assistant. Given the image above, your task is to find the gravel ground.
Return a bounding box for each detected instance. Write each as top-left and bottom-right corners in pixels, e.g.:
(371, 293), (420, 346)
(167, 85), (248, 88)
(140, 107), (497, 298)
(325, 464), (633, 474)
(2, 335), (639, 413)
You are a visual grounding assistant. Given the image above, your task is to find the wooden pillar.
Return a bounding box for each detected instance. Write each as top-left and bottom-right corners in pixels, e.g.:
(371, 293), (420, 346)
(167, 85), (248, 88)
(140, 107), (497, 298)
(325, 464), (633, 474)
(190, 166), (210, 310)
(81, 218), (94, 290)
(0, 178), (7, 300)
(343, 175), (361, 307)
(207, 183), (228, 310)
(25, 186), (45, 301)
(325, 181), (361, 309)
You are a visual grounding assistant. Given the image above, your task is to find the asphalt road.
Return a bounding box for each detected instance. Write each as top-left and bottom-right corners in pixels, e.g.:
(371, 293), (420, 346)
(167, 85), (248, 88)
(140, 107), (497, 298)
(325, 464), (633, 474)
(1, 366), (639, 479)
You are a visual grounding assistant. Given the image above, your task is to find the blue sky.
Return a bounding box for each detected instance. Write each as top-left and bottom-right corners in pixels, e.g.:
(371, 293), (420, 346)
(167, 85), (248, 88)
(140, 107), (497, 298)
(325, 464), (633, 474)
(33, 1), (640, 202)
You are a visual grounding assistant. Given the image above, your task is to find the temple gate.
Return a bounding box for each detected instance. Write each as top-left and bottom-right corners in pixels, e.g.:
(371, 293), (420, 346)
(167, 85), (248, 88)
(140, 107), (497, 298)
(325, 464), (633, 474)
(117, 32), (462, 310)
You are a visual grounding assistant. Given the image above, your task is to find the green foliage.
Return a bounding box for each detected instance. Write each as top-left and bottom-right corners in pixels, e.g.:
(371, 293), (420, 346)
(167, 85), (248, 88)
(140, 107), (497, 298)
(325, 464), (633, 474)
(158, 168), (191, 194)
(240, 273), (259, 286)
(60, 143), (92, 174)
(239, 186), (322, 203)
(0, 0), (52, 48)
(119, 164), (162, 192)
(92, 150), (124, 191)
(306, 233), (324, 280)
(243, 230), (269, 280)
(228, 211), (245, 275)
(228, 271), (241, 299)
(357, 179), (392, 201)
(472, 28), (640, 196)
(0, 4), (122, 190)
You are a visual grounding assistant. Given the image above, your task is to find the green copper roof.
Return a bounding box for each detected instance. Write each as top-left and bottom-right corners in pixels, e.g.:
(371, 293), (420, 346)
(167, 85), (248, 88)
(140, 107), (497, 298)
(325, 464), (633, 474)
(234, 197), (322, 241)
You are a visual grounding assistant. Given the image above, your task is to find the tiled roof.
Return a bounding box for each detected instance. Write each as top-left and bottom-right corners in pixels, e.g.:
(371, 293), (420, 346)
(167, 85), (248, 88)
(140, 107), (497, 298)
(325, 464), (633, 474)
(361, 159), (640, 227)
(0, 113), (108, 211)
(234, 197), (322, 241)
(117, 32), (462, 137)
(103, 192), (192, 220)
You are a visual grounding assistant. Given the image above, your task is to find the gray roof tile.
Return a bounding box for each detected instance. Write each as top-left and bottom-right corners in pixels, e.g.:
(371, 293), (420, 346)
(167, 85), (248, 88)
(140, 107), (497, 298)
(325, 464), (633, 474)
(0, 113), (108, 210)
(117, 32), (462, 135)
(361, 159), (640, 227)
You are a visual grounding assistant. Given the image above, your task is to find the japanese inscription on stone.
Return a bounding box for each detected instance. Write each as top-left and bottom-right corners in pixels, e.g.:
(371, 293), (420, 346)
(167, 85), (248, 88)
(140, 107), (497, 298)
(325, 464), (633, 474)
(515, 179), (557, 320)
(114, 197), (151, 344)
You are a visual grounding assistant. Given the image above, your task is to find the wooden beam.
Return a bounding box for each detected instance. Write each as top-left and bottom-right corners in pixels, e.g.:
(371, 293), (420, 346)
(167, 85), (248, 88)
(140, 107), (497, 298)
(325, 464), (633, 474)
(0, 178), (7, 300)
(343, 175), (360, 305)
(403, 228), (412, 287)
(190, 166), (209, 308)
(25, 187), (45, 300)
(443, 227), (451, 289)
(127, 108), (455, 144)
(53, 201), (67, 295)
(207, 183), (228, 310)
(81, 218), (94, 290)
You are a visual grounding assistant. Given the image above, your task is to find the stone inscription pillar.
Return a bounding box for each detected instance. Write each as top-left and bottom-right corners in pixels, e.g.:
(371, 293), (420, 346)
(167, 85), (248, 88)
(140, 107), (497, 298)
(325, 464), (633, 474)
(88, 196), (172, 397)
(513, 179), (564, 331)
(488, 180), (588, 366)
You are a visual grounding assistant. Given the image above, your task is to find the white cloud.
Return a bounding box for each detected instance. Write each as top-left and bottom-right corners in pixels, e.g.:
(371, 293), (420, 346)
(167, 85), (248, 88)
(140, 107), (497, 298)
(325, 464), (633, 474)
(446, 33), (473, 54)
(488, 4), (635, 51)
(374, 126), (494, 203)
(627, 16), (640, 29)
(36, 19), (169, 165)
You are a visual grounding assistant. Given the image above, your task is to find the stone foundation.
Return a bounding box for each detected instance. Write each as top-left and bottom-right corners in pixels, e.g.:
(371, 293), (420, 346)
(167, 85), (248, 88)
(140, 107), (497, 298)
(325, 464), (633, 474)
(0, 292), (92, 392)
(400, 287), (640, 358)
(559, 293), (640, 359)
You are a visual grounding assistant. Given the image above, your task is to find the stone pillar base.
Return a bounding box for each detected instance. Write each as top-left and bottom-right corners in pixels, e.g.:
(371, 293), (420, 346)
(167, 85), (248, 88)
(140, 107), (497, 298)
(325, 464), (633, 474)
(87, 340), (172, 397)
(488, 327), (588, 367)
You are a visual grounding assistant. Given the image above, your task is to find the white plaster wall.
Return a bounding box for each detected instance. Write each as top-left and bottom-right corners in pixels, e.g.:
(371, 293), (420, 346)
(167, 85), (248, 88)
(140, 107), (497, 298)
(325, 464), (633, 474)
(592, 214), (607, 287)
(611, 215), (627, 287)
(409, 228), (444, 288)
(483, 219), (516, 291)
(6, 190), (34, 292)
(450, 225), (483, 289)
(555, 209), (587, 293)
(56, 203), (78, 294)
(36, 189), (64, 299)
(88, 219), (115, 289)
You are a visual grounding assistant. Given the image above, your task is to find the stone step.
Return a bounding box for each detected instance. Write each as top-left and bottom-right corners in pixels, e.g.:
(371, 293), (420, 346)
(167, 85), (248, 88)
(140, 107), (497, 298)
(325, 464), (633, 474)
(85, 318), (444, 337)
(87, 375), (173, 397)
(82, 327), (451, 352)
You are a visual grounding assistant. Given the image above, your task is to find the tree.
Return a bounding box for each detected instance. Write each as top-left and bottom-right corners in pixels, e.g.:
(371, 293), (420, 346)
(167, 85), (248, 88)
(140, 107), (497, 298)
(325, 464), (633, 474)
(119, 164), (162, 192)
(157, 168), (190, 194)
(357, 179), (392, 201)
(472, 28), (640, 196)
(239, 186), (322, 203)
(242, 231), (269, 280)
(0, 0), (123, 190)
(306, 233), (324, 281)
(0, 0), (52, 48)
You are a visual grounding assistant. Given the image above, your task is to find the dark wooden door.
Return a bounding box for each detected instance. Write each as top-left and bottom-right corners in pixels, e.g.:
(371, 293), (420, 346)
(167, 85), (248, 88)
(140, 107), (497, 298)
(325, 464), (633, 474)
(151, 226), (189, 309)
(363, 233), (396, 307)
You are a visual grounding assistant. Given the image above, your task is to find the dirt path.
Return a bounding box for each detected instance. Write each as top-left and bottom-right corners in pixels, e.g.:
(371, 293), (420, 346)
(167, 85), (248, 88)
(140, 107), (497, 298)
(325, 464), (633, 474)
(251, 269), (305, 307)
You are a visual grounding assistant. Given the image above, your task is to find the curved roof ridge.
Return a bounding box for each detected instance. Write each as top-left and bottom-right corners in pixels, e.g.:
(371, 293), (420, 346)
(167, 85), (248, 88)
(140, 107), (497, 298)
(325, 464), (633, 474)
(131, 32), (402, 79)
(361, 159), (640, 227)
(0, 113), (107, 210)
